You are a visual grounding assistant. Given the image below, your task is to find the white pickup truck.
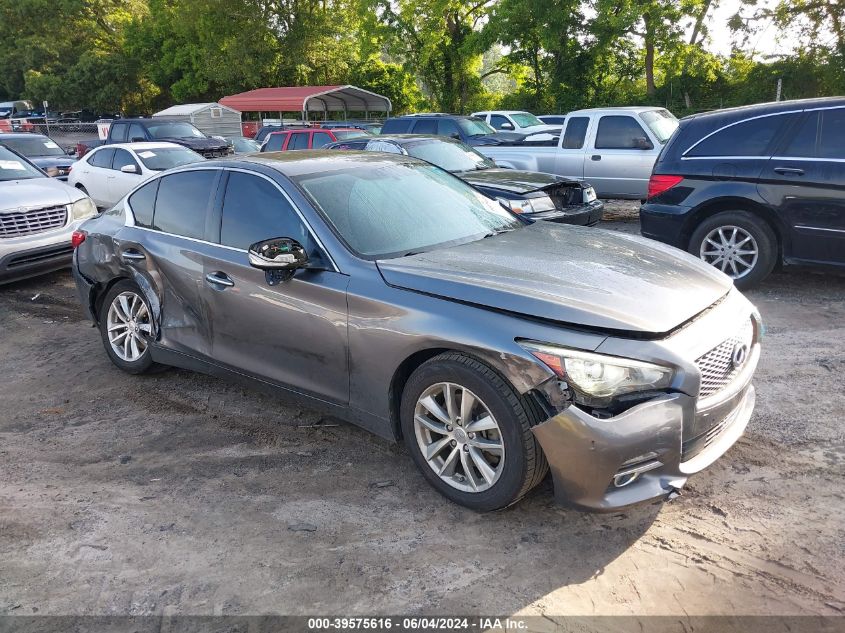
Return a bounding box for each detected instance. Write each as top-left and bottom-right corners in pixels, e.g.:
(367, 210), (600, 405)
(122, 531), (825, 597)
(477, 106), (679, 199)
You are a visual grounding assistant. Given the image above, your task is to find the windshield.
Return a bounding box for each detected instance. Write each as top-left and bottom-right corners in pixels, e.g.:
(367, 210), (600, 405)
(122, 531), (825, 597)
(135, 147), (205, 171)
(333, 130), (369, 140)
(405, 138), (495, 172)
(458, 118), (495, 137)
(0, 146), (44, 181)
(293, 161), (521, 258)
(1, 135), (65, 157)
(146, 121), (206, 139)
(510, 112), (544, 128)
(230, 138), (260, 152)
(639, 109), (679, 144)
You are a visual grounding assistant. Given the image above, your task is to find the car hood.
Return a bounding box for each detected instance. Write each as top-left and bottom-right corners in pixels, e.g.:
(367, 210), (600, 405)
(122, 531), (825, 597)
(0, 177), (83, 211)
(29, 156), (74, 169)
(156, 136), (228, 150)
(376, 223), (732, 335)
(455, 168), (579, 195)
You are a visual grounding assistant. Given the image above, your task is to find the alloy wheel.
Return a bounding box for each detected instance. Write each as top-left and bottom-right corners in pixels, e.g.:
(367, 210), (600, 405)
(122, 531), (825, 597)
(413, 382), (505, 493)
(106, 291), (151, 362)
(699, 225), (759, 279)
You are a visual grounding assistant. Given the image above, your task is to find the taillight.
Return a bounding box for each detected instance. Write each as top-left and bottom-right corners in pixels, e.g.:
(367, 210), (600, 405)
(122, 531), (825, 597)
(646, 174), (683, 199)
(71, 230), (86, 248)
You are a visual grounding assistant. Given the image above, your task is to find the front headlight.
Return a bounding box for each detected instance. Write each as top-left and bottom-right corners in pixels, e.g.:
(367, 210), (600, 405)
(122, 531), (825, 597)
(70, 197), (97, 221)
(519, 341), (674, 406)
(497, 194), (556, 215)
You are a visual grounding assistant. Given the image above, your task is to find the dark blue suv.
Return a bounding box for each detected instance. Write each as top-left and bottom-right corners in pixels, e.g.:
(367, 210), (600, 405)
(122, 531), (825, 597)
(641, 97), (845, 288)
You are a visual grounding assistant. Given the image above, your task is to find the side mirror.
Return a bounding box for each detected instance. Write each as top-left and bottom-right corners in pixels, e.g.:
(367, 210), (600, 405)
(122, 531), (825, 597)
(248, 237), (308, 285)
(500, 122), (514, 130)
(634, 137), (654, 150)
(120, 164), (138, 174)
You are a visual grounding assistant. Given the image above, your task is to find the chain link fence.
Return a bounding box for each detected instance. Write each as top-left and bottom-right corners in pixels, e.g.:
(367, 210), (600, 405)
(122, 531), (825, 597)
(28, 122), (101, 154)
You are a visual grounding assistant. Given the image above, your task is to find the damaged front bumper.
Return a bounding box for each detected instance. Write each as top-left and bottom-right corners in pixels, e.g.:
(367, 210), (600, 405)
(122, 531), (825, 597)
(531, 350), (758, 512)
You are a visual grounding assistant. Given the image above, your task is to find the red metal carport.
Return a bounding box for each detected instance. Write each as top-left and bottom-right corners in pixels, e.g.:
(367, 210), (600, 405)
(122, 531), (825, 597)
(219, 85), (392, 123)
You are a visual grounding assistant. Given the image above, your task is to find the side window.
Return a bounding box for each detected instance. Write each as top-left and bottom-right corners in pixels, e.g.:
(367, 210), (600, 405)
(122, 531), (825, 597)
(128, 123), (146, 142)
(152, 170), (216, 239)
(490, 115), (510, 130)
(781, 112), (819, 158)
(110, 122), (128, 143)
(264, 133), (286, 152)
(818, 108), (845, 159)
(312, 132), (333, 148)
(562, 117), (589, 149)
(220, 172), (308, 249)
(288, 132), (310, 150)
(128, 178), (159, 228)
(687, 115), (786, 157)
(89, 148), (115, 168)
(112, 149), (139, 172)
(437, 120), (461, 138)
(595, 116), (649, 149)
(412, 119), (437, 134)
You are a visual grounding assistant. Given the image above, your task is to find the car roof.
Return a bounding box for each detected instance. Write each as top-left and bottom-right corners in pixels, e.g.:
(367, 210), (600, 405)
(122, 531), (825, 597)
(203, 150), (421, 177)
(567, 106), (666, 115)
(682, 96), (845, 122)
(390, 114), (473, 120)
(99, 142), (184, 151)
(472, 110), (530, 115)
(0, 132), (50, 139)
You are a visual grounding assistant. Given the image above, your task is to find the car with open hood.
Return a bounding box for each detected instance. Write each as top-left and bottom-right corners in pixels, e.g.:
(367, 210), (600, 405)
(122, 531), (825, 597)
(324, 134), (603, 226)
(72, 151), (761, 512)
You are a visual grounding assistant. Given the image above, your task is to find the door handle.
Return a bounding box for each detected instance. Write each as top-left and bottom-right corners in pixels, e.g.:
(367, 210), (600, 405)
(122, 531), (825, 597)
(774, 166), (804, 176)
(591, 155), (601, 161)
(121, 249), (146, 261)
(205, 272), (234, 288)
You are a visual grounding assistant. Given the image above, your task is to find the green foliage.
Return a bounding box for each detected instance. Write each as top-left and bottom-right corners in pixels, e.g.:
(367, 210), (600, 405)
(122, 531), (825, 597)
(0, 0), (841, 117)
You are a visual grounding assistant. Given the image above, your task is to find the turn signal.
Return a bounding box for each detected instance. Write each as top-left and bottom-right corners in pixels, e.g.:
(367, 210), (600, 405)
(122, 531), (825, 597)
(71, 230), (87, 248)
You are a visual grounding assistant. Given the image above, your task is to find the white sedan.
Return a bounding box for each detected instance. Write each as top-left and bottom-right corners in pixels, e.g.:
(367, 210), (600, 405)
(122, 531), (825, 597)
(68, 142), (205, 208)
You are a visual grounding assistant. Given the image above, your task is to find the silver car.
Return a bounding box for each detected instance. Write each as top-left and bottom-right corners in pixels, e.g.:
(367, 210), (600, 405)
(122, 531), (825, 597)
(0, 145), (97, 284)
(72, 151), (761, 512)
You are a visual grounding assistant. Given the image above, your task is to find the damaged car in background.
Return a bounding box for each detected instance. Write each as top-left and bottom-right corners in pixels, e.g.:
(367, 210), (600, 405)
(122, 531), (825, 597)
(325, 134), (603, 226)
(72, 151), (761, 511)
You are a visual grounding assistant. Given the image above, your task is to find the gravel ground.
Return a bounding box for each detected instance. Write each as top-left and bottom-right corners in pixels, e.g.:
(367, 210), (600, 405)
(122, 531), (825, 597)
(1, 207), (843, 618)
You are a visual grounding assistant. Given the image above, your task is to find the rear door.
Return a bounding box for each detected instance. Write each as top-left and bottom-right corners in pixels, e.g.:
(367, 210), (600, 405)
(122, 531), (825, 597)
(201, 169), (350, 403)
(312, 131), (334, 148)
(553, 115), (590, 181)
(583, 114), (659, 198)
(760, 107), (845, 265)
(125, 169), (221, 357)
(80, 147), (115, 206)
(287, 131), (310, 150)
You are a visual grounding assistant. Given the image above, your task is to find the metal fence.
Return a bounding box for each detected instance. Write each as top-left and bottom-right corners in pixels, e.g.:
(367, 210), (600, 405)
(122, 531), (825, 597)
(28, 122), (101, 153)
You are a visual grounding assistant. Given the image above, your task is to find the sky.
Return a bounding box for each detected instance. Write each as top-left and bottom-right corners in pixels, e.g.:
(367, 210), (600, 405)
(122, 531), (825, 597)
(703, 0), (802, 58)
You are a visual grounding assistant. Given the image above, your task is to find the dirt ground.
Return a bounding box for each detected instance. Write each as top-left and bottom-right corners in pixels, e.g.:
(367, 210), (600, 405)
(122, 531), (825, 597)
(1, 208), (844, 619)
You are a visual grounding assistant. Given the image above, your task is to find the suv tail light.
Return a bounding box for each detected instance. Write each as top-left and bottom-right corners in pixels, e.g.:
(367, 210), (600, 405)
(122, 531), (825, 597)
(71, 230), (86, 248)
(647, 174), (683, 199)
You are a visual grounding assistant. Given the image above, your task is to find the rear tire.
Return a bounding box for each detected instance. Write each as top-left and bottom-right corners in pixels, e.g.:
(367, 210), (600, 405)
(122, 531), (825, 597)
(688, 210), (777, 289)
(98, 280), (161, 374)
(400, 352), (548, 511)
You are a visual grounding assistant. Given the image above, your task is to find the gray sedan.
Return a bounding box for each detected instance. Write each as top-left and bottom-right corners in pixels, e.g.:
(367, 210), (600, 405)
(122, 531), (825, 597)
(72, 151), (761, 511)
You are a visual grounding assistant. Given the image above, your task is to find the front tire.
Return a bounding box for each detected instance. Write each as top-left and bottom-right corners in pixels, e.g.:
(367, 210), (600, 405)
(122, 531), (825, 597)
(400, 352), (548, 511)
(98, 280), (160, 374)
(689, 210), (777, 289)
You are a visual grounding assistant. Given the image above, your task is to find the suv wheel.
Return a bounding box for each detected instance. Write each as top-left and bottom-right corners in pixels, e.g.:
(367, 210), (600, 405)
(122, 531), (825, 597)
(400, 352), (548, 511)
(689, 211), (777, 289)
(99, 280), (160, 374)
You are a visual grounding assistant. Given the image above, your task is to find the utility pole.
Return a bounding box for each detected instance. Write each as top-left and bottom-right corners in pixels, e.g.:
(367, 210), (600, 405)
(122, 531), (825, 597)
(776, 78), (783, 102)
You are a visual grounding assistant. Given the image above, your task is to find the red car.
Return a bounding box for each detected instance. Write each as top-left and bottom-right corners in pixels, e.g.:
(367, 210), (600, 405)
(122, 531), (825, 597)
(260, 128), (369, 152)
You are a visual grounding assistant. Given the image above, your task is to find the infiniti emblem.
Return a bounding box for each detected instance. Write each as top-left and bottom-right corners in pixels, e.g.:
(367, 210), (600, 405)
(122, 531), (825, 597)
(731, 343), (749, 368)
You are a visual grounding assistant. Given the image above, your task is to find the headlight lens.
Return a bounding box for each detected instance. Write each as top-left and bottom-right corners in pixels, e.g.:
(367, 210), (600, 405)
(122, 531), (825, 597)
(497, 194), (556, 215)
(519, 341), (674, 405)
(70, 197), (97, 221)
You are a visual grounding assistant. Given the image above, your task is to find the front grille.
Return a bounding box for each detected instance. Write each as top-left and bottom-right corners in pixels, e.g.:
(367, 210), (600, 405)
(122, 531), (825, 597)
(0, 205), (68, 238)
(201, 148), (232, 158)
(695, 319), (754, 399)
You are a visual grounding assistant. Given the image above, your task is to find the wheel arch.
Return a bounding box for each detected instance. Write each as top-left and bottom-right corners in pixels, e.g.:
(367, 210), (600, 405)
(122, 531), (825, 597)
(681, 196), (787, 262)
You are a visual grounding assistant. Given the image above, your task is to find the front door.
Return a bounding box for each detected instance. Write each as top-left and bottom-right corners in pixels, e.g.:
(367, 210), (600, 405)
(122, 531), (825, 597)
(583, 114), (659, 198)
(107, 148), (143, 205)
(758, 107), (845, 265)
(202, 170), (350, 404)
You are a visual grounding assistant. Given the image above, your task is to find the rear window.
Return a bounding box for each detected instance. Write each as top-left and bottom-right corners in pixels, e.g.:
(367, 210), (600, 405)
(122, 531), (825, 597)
(381, 119), (413, 134)
(687, 114), (789, 157)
